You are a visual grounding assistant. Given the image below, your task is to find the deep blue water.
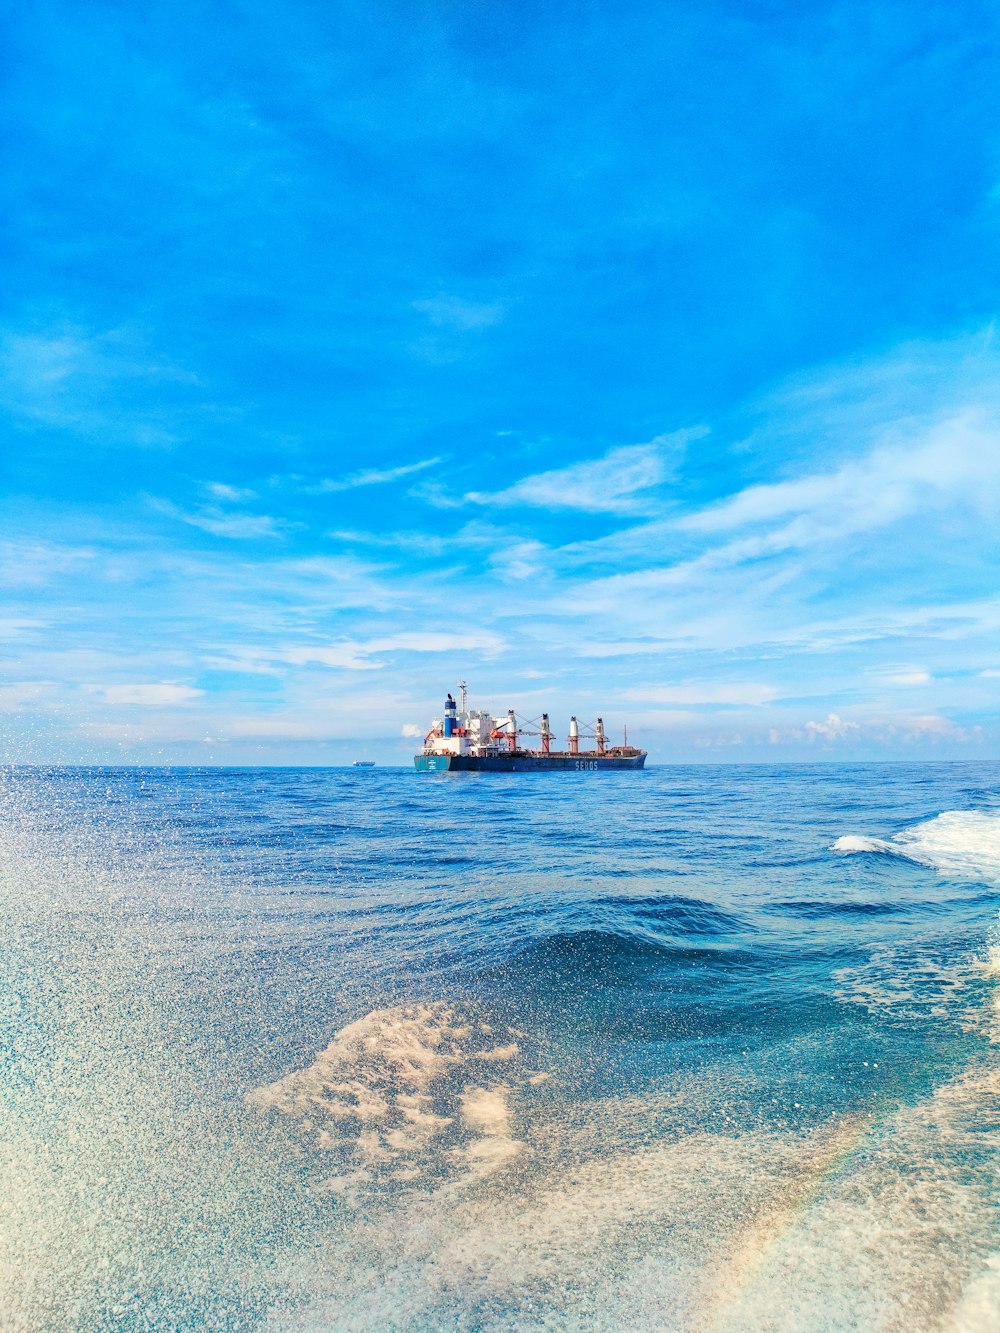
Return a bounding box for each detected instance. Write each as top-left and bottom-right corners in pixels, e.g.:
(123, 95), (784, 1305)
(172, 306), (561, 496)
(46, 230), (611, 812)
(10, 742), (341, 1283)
(3, 763), (1000, 1330)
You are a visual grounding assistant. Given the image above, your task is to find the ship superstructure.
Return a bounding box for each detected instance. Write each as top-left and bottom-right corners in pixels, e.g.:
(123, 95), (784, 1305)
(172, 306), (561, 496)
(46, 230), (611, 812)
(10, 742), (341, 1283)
(414, 683), (646, 772)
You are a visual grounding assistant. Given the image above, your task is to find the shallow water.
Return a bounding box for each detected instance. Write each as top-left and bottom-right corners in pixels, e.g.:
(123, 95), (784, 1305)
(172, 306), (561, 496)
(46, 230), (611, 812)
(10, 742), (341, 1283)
(3, 762), (1000, 1330)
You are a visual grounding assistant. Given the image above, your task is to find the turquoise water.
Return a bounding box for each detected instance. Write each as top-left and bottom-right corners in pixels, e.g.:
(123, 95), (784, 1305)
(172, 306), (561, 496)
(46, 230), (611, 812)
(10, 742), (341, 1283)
(3, 763), (1000, 1330)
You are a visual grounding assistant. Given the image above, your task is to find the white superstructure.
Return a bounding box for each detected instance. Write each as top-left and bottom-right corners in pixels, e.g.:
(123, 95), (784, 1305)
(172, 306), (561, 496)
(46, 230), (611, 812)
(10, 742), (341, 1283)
(422, 687), (513, 759)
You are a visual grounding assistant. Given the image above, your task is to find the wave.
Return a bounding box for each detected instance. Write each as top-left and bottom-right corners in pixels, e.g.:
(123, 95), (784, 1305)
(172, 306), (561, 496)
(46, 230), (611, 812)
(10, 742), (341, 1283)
(593, 892), (749, 933)
(519, 928), (750, 973)
(773, 897), (915, 918)
(833, 810), (1000, 883)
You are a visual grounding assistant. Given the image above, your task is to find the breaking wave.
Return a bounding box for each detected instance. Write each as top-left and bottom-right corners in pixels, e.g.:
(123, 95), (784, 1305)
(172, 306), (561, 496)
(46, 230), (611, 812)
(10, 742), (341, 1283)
(833, 810), (1000, 883)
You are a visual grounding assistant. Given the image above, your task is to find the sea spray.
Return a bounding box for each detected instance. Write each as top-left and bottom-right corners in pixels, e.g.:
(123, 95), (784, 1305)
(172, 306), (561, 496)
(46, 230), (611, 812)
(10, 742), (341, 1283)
(5, 763), (1000, 1328)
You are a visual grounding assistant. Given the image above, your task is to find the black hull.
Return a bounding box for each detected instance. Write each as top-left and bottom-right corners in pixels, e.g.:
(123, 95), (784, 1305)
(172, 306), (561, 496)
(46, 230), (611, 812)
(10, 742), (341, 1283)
(414, 752), (646, 772)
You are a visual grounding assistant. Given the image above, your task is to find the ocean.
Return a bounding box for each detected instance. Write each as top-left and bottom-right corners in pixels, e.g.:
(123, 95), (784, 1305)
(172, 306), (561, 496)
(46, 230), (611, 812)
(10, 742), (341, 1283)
(3, 762), (1000, 1331)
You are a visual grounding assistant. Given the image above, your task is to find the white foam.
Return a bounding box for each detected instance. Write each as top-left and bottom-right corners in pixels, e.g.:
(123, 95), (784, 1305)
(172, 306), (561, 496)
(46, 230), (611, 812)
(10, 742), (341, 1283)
(831, 834), (900, 856)
(266, 1058), (1000, 1331)
(834, 810), (1000, 883)
(247, 1003), (529, 1196)
(947, 1254), (1000, 1331)
(833, 946), (987, 1029)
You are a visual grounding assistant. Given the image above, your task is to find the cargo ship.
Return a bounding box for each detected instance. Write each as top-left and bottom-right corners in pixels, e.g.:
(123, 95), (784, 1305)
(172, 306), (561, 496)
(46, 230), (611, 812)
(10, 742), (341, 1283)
(414, 684), (646, 772)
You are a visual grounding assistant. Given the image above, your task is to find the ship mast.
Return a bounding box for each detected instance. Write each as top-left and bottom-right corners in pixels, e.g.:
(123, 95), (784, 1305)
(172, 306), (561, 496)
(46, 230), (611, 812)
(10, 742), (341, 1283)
(459, 680), (468, 713)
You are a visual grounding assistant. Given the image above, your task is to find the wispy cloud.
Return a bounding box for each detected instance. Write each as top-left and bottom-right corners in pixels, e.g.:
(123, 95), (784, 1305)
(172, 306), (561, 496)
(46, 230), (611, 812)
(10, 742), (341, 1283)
(0, 539), (96, 587)
(205, 482), (257, 502)
(867, 664), (933, 687)
(316, 457), (442, 493)
(325, 521), (513, 559)
(151, 498), (285, 539)
(488, 539), (548, 581)
(623, 682), (779, 706)
(282, 644), (379, 670)
(92, 683), (204, 706)
(458, 433), (699, 514)
(574, 639), (674, 658)
(282, 631), (506, 671)
(0, 324), (199, 445)
(679, 415), (1000, 545)
(573, 348), (1000, 639)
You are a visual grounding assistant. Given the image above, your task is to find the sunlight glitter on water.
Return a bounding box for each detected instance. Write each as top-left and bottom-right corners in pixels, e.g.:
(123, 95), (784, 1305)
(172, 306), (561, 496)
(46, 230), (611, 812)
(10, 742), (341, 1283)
(3, 764), (1000, 1329)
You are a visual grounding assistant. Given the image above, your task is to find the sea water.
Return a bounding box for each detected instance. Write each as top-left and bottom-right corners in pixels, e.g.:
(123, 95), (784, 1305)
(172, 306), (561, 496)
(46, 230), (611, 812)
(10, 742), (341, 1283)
(3, 762), (1000, 1331)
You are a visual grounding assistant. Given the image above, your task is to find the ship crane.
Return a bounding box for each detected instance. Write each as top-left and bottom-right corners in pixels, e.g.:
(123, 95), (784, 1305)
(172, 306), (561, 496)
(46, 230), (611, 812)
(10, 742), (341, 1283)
(487, 710), (608, 757)
(488, 708), (519, 754)
(568, 717), (608, 756)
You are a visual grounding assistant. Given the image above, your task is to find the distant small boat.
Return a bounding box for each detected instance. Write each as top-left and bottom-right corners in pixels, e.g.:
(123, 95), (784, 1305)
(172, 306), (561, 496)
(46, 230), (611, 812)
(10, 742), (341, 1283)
(352, 760), (376, 768)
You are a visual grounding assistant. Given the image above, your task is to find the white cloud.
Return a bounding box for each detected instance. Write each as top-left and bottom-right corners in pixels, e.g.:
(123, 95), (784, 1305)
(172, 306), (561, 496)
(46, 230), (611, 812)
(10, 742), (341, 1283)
(572, 414), (1000, 646)
(283, 645), (380, 671)
(624, 682), (778, 706)
(805, 713), (861, 741)
(151, 498), (284, 539)
(477, 442), (662, 514)
(206, 482), (257, 502)
(401, 723), (423, 738)
(281, 632), (506, 672)
(0, 539), (96, 587)
(680, 414), (1000, 547)
(556, 336), (1000, 613)
(220, 718), (320, 739)
(488, 539), (548, 581)
(867, 665), (932, 686)
(788, 712), (980, 745)
(185, 510), (283, 539)
(0, 325), (198, 443)
(200, 653), (285, 676)
(8, 329), (1000, 763)
(369, 632), (505, 655)
(327, 527), (449, 555)
(95, 683), (204, 706)
(895, 714), (974, 740)
(574, 639), (673, 658)
(462, 433), (699, 514)
(317, 457), (441, 493)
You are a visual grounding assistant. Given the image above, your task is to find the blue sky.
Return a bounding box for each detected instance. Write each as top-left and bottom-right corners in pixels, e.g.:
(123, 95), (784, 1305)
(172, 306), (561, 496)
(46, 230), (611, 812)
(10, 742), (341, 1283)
(2, 0), (999, 763)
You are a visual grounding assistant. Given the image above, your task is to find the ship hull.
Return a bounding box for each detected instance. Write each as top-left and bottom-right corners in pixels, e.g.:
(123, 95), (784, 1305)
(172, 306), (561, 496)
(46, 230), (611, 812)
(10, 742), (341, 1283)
(414, 752), (646, 772)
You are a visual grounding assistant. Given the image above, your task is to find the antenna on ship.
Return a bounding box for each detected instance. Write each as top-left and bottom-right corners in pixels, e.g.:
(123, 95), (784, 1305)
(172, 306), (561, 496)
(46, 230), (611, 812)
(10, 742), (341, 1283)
(459, 680), (468, 713)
